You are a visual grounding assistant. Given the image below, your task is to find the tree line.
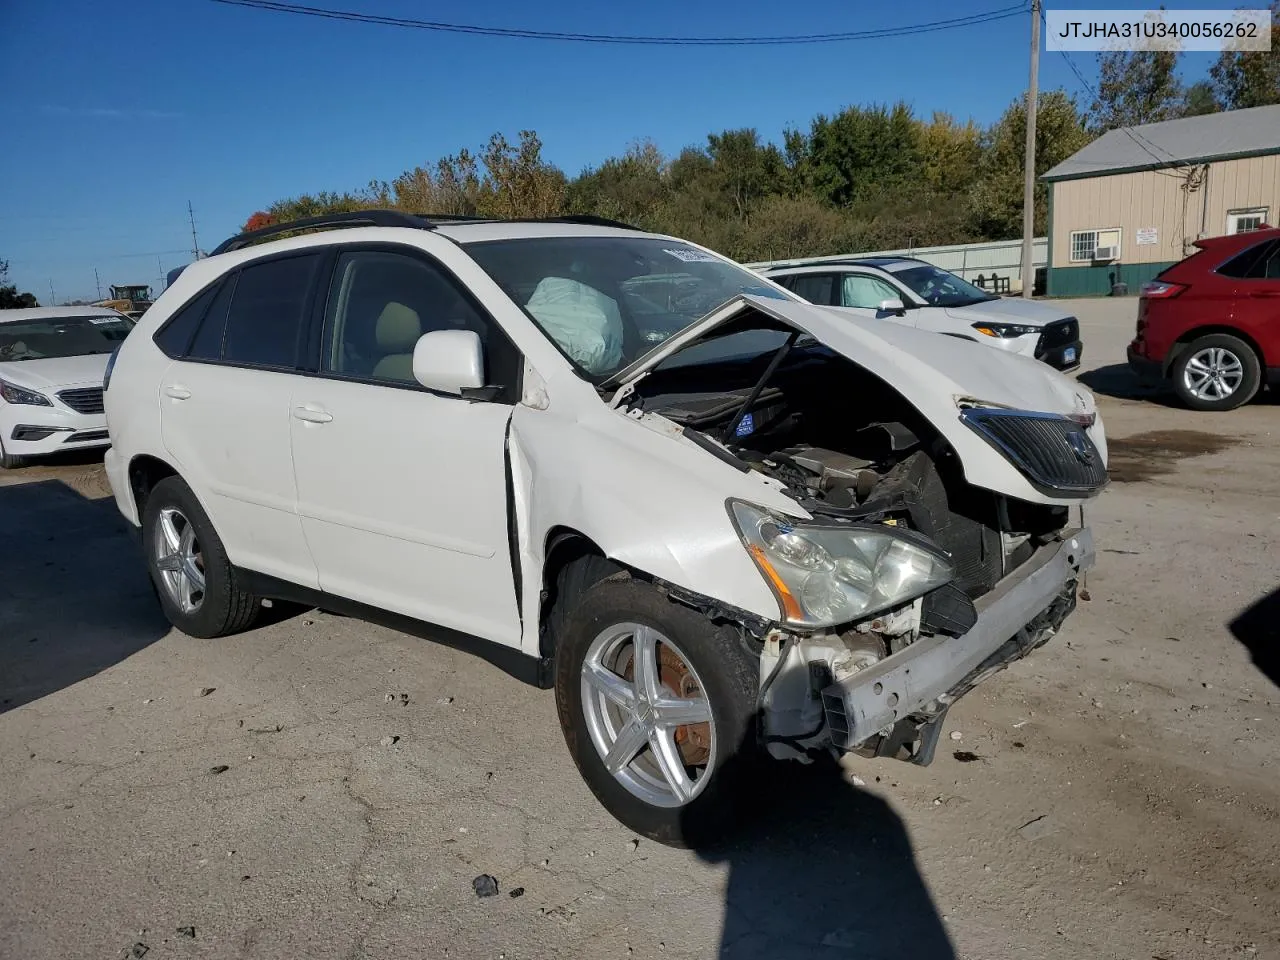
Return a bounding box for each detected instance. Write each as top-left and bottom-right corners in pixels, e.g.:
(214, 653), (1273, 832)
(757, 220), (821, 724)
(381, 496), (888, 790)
(233, 7), (1272, 264)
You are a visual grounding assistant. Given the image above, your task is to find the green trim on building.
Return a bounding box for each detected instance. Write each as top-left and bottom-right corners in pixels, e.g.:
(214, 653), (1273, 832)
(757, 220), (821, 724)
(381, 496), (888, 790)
(1047, 261), (1176, 297)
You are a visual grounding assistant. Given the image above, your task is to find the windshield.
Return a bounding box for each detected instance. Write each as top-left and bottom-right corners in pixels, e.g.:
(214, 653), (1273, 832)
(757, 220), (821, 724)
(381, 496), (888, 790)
(0, 315), (133, 361)
(886, 263), (996, 307)
(465, 236), (790, 381)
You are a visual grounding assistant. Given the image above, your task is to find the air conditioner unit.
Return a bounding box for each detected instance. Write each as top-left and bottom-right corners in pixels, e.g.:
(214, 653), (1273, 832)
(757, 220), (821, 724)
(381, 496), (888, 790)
(1093, 245), (1119, 261)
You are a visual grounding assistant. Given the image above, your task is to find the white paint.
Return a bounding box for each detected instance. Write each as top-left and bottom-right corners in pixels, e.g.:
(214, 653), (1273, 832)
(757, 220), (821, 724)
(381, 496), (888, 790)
(104, 221), (1106, 667)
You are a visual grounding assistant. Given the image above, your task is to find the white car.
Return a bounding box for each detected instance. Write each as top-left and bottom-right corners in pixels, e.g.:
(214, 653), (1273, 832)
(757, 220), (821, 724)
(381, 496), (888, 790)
(0, 306), (134, 468)
(103, 212), (1107, 844)
(762, 258), (1084, 370)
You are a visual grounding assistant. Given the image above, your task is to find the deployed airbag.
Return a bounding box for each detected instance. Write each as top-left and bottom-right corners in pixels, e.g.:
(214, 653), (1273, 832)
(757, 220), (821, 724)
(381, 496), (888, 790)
(525, 277), (624, 375)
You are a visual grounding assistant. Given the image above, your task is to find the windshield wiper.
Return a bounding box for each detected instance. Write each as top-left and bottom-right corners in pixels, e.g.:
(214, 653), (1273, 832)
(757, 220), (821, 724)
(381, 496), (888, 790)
(721, 331), (799, 443)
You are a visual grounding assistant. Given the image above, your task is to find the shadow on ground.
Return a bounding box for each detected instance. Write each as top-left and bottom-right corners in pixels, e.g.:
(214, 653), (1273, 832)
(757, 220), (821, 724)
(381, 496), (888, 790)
(1078, 363), (1168, 403)
(0, 480), (169, 712)
(1229, 588), (1280, 689)
(689, 745), (954, 959)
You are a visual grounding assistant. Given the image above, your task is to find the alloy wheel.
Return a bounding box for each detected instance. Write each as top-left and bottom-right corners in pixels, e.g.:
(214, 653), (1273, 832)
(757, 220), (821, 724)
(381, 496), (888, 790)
(1183, 346), (1244, 401)
(580, 623), (716, 808)
(153, 506), (206, 613)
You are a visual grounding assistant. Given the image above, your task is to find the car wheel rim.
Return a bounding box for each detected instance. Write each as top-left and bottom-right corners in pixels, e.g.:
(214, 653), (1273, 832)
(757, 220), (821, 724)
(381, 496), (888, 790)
(1183, 347), (1244, 401)
(153, 506), (206, 613)
(581, 623), (716, 809)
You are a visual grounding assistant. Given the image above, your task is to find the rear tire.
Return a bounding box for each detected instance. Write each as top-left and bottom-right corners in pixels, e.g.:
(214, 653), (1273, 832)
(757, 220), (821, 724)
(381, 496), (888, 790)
(1171, 333), (1261, 411)
(142, 476), (260, 638)
(553, 574), (760, 847)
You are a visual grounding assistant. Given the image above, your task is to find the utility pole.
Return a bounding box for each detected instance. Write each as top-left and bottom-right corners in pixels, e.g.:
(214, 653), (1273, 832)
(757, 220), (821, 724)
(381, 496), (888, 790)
(48, 280), (56, 306)
(94, 268), (102, 300)
(188, 201), (201, 260)
(1021, 0), (1041, 299)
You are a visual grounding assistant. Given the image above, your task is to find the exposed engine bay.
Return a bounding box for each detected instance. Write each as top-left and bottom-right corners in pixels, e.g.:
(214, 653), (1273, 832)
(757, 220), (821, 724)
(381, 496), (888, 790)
(620, 325), (1084, 762)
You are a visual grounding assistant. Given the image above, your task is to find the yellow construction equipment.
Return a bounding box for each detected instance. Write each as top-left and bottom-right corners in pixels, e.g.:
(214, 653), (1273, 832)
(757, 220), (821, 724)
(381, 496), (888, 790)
(94, 284), (154, 319)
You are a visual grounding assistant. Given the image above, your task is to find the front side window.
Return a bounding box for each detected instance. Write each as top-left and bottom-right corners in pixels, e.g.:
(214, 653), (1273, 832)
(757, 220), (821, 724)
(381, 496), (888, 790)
(884, 263), (996, 307)
(321, 249), (515, 389)
(464, 237), (789, 381)
(221, 253), (323, 368)
(0, 314), (132, 362)
(840, 273), (902, 309)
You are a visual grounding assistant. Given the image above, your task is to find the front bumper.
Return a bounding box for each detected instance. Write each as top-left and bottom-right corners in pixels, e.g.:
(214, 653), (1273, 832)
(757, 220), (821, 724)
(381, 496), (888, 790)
(1038, 339), (1083, 371)
(822, 528), (1095, 750)
(1, 413), (109, 457)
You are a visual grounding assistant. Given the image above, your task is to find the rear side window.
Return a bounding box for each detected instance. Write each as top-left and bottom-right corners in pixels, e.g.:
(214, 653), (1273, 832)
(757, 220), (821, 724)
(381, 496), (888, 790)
(222, 253), (323, 368)
(788, 274), (838, 306)
(188, 275), (236, 361)
(154, 284), (219, 358)
(1217, 240), (1280, 279)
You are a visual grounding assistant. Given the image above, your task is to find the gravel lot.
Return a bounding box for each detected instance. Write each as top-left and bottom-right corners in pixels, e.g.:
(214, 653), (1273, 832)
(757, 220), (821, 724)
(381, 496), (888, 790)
(2, 297), (1277, 960)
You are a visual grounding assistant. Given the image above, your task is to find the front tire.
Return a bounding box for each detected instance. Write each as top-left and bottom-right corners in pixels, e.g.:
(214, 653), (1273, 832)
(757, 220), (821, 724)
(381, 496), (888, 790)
(0, 439), (27, 470)
(553, 575), (760, 847)
(142, 476), (260, 638)
(1171, 333), (1261, 411)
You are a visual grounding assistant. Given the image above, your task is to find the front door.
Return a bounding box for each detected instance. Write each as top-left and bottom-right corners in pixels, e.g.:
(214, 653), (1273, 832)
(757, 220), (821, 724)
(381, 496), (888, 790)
(159, 252), (323, 588)
(289, 246), (522, 646)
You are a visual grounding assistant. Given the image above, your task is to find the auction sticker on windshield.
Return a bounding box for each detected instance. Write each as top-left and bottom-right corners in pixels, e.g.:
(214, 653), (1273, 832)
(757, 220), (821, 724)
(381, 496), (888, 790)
(664, 248), (721, 263)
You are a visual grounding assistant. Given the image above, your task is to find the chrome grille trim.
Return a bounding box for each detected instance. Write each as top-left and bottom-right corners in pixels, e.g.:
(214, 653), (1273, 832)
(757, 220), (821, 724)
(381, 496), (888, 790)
(960, 408), (1107, 497)
(57, 387), (105, 415)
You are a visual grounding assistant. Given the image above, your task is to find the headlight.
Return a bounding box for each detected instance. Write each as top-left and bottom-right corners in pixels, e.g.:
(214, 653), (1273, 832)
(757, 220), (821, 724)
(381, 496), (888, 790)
(729, 500), (954, 628)
(972, 322), (1040, 338)
(0, 379), (52, 406)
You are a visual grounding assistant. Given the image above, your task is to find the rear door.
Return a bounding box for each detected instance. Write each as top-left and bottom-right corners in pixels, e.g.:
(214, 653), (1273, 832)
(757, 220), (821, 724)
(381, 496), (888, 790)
(777, 272), (841, 308)
(1221, 238), (1280, 364)
(158, 252), (324, 588)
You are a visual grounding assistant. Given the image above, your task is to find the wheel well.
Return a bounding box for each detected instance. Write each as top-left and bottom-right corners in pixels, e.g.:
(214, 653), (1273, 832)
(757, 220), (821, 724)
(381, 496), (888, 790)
(128, 455), (178, 519)
(538, 527), (624, 661)
(1166, 325), (1265, 374)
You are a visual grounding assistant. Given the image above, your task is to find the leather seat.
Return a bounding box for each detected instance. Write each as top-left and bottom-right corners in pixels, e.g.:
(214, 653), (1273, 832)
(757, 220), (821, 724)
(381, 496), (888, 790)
(370, 302), (422, 382)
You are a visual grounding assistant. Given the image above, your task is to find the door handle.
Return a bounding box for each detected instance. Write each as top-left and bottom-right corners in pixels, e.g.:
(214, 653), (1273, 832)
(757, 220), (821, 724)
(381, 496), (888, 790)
(292, 404), (333, 424)
(1248, 290), (1280, 298)
(163, 385), (191, 400)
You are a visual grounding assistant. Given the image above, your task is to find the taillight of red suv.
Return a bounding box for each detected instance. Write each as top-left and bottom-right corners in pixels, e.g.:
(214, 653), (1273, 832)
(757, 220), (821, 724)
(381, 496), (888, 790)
(1139, 280), (1186, 299)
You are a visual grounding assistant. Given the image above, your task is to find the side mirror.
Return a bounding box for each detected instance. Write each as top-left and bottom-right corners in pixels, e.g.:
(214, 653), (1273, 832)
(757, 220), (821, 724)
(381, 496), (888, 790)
(878, 298), (906, 314)
(412, 329), (484, 395)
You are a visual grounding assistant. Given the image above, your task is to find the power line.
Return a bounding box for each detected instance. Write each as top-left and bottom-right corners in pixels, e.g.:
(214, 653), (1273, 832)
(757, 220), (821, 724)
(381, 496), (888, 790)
(1040, 7), (1187, 175)
(209, 0), (1028, 45)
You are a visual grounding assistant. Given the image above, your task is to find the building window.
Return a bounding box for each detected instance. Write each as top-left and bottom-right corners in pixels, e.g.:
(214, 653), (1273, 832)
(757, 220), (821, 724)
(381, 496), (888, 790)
(1227, 207), (1268, 235)
(1069, 228), (1121, 262)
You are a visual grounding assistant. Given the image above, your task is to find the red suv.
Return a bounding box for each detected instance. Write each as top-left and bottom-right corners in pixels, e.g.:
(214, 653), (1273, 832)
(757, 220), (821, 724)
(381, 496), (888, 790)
(1129, 226), (1280, 410)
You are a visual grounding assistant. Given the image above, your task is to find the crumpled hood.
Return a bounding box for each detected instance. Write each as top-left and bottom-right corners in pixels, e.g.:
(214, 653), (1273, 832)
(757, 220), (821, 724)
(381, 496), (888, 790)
(943, 296), (1074, 327)
(613, 295), (1103, 505)
(0, 353), (110, 389)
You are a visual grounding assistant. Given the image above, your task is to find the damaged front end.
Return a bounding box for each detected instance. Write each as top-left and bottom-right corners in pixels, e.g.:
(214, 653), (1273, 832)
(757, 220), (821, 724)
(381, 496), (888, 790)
(613, 297), (1106, 766)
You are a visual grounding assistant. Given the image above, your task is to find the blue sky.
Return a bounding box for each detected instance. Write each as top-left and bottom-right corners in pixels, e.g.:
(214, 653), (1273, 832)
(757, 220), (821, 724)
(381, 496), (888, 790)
(0, 0), (1234, 301)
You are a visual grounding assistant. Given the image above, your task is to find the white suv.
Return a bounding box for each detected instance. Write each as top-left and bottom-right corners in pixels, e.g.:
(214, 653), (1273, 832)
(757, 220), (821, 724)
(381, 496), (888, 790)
(761, 258), (1084, 370)
(104, 212), (1107, 844)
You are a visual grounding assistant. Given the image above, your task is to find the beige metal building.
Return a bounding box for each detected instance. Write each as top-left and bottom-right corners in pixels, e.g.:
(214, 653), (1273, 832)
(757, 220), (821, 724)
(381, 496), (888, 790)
(1042, 105), (1280, 296)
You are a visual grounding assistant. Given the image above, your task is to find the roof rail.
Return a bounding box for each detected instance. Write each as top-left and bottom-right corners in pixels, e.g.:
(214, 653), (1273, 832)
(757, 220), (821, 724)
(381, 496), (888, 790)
(210, 210), (434, 256)
(545, 214), (640, 230)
